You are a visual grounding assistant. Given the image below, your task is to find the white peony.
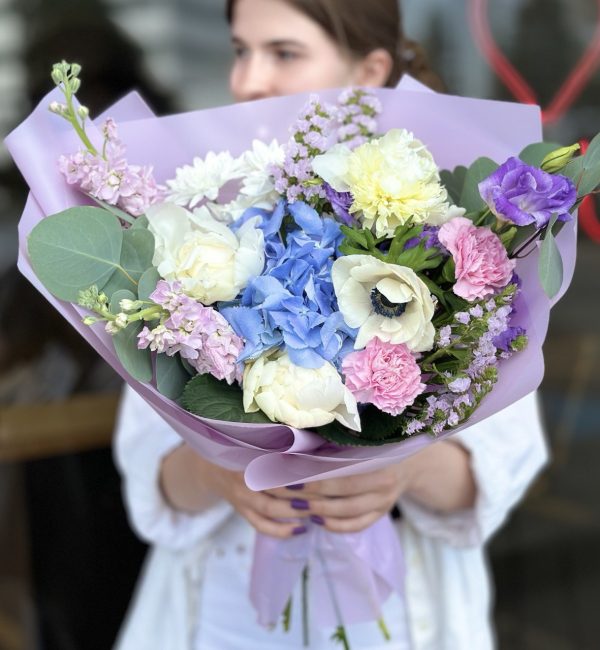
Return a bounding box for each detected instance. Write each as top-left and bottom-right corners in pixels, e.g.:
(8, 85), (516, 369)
(332, 255), (436, 351)
(243, 351), (361, 431)
(146, 202), (264, 304)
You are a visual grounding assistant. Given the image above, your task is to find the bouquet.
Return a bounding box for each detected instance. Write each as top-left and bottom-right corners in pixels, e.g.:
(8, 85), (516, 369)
(7, 62), (598, 645)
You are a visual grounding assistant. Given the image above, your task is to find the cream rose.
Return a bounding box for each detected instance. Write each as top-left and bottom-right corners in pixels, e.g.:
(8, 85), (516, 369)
(243, 351), (361, 431)
(146, 202), (264, 304)
(332, 255), (435, 351)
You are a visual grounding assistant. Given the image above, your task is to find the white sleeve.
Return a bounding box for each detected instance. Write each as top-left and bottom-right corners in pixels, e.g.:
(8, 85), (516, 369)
(113, 385), (234, 551)
(398, 391), (548, 547)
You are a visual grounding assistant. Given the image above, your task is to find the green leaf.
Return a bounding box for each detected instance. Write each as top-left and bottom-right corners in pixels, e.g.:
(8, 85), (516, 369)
(88, 195), (136, 225)
(138, 267), (161, 301)
(102, 228), (155, 296)
(156, 354), (192, 400)
(340, 225), (369, 248)
(538, 214), (564, 298)
(564, 132), (600, 196)
(181, 374), (272, 423)
(131, 215), (149, 230)
(518, 142), (561, 167)
(110, 289), (153, 382)
(316, 408), (410, 446)
(440, 165), (467, 205)
(459, 157), (498, 213)
(28, 206), (123, 302)
(441, 257), (456, 283)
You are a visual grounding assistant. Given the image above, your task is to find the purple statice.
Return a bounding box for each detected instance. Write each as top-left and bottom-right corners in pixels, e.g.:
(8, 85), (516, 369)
(222, 202), (357, 369)
(137, 281), (243, 384)
(336, 88), (382, 149)
(478, 157), (576, 228)
(493, 326), (526, 353)
(323, 182), (353, 225)
(58, 117), (163, 217)
(404, 225), (444, 251)
(271, 96), (335, 205)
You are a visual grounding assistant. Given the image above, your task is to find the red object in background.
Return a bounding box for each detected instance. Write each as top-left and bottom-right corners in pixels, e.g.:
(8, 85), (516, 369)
(468, 0), (600, 242)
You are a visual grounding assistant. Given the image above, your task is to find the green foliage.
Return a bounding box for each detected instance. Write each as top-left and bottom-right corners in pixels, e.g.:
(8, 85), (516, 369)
(317, 406), (409, 446)
(439, 165), (467, 205)
(459, 157), (498, 213)
(564, 132), (600, 196)
(156, 354), (192, 400)
(538, 214), (564, 298)
(518, 141), (560, 167)
(28, 206), (123, 302)
(109, 289), (153, 382)
(181, 374), (272, 423)
(101, 228), (155, 296)
(138, 267), (161, 301)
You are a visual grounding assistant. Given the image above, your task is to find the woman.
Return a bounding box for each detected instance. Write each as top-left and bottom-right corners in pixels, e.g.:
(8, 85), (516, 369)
(114, 1), (548, 648)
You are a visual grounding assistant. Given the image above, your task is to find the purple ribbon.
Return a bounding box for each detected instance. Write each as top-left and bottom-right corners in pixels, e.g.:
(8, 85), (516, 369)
(251, 516), (404, 628)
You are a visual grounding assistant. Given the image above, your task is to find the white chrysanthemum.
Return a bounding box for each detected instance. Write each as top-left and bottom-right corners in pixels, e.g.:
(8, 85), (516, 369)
(166, 151), (242, 208)
(146, 202), (264, 304)
(238, 139), (284, 199)
(332, 254), (435, 351)
(314, 129), (454, 236)
(243, 351), (361, 431)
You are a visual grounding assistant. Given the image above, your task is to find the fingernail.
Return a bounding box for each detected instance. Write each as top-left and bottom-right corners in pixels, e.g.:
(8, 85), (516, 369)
(291, 498), (310, 511)
(310, 515), (325, 526)
(286, 483), (305, 491)
(292, 525), (307, 536)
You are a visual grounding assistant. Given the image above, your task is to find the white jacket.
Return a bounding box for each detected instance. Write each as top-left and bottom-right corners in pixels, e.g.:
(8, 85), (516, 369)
(113, 386), (547, 650)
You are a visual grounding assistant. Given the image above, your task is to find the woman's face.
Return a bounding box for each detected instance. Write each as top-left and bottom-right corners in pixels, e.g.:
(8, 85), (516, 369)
(229, 0), (364, 101)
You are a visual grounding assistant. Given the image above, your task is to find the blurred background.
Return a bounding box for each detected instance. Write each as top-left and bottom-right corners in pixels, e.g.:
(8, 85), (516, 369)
(0, 0), (598, 648)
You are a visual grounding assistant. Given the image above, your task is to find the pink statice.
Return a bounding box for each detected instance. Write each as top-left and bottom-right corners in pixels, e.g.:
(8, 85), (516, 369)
(57, 117), (163, 217)
(342, 338), (425, 416)
(138, 281), (243, 384)
(438, 217), (516, 301)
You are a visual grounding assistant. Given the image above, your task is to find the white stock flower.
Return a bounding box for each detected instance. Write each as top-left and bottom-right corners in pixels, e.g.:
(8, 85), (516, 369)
(314, 129), (453, 236)
(332, 254), (435, 351)
(166, 151), (241, 208)
(146, 202), (264, 304)
(243, 351), (361, 431)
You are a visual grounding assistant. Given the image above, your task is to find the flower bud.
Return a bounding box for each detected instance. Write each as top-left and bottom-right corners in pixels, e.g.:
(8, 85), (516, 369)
(105, 321), (120, 335)
(49, 101), (67, 115)
(82, 316), (98, 326)
(70, 63), (82, 78)
(51, 66), (64, 85)
(540, 143), (580, 174)
(71, 78), (81, 94)
(115, 313), (129, 329)
(77, 105), (90, 120)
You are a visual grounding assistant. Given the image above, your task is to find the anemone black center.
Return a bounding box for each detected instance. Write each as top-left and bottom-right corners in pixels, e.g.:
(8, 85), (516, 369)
(370, 288), (408, 318)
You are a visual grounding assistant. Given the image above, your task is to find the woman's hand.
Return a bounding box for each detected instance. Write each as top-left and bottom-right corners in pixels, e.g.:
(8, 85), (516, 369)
(160, 439), (476, 538)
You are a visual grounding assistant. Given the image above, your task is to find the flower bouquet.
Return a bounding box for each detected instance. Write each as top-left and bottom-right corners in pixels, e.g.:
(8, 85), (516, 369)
(7, 62), (598, 644)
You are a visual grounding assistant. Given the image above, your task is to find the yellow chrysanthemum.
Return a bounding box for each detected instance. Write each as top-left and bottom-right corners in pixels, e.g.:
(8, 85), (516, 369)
(346, 129), (450, 237)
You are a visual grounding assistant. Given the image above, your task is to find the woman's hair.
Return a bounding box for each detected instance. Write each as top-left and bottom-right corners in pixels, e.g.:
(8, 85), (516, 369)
(225, 0), (444, 91)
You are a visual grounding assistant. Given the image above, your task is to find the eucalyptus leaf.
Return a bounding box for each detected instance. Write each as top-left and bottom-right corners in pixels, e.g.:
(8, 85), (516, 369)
(440, 165), (467, 205)
(102, 228), (155, 296)
(518, 142), (560, 167)
(131, 215), (149, 230)
(88, 195), (136, 225)
(28, 206), (123, 302)
(538, 215), (564, 298)
(110, 289), (153, 382)
(138, 267), (161, 301)
(156, 354), (192, 400)
(564, 132), (600, 196)
(459, 157), (498, 213)
(181, 374), (272, 423)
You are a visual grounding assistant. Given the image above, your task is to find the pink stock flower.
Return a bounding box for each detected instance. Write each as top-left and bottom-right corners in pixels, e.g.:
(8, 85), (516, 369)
(342, 338), (425, 416)
(438, 216), (515, 301)
(57, 118), (162, 217)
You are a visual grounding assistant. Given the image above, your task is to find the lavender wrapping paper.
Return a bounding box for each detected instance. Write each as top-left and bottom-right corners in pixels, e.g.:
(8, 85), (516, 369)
(5, 83), (576, 629)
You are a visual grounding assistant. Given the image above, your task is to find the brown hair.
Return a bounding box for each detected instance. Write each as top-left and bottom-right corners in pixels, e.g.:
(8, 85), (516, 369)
(225, 0), (444, 91)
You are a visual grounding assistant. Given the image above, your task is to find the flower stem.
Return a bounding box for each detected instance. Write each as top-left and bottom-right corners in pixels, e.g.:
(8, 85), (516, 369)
(302, 566), (310, 647)
(377, 617), (391, 641)
(282, 597), (292, 633)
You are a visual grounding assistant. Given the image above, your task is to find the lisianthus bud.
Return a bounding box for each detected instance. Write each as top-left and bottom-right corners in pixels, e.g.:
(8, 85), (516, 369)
(540, 143), (580, 173)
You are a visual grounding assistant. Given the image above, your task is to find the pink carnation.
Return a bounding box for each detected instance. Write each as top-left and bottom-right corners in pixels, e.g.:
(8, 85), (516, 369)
(438, 217), (515, 301)
(342, 338), (425, 416)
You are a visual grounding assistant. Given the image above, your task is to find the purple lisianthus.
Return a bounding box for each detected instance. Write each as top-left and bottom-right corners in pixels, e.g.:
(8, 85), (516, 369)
(493, 326), (526, 352)
(478, 157), (576, 227)
(323, 182), (353, 225)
